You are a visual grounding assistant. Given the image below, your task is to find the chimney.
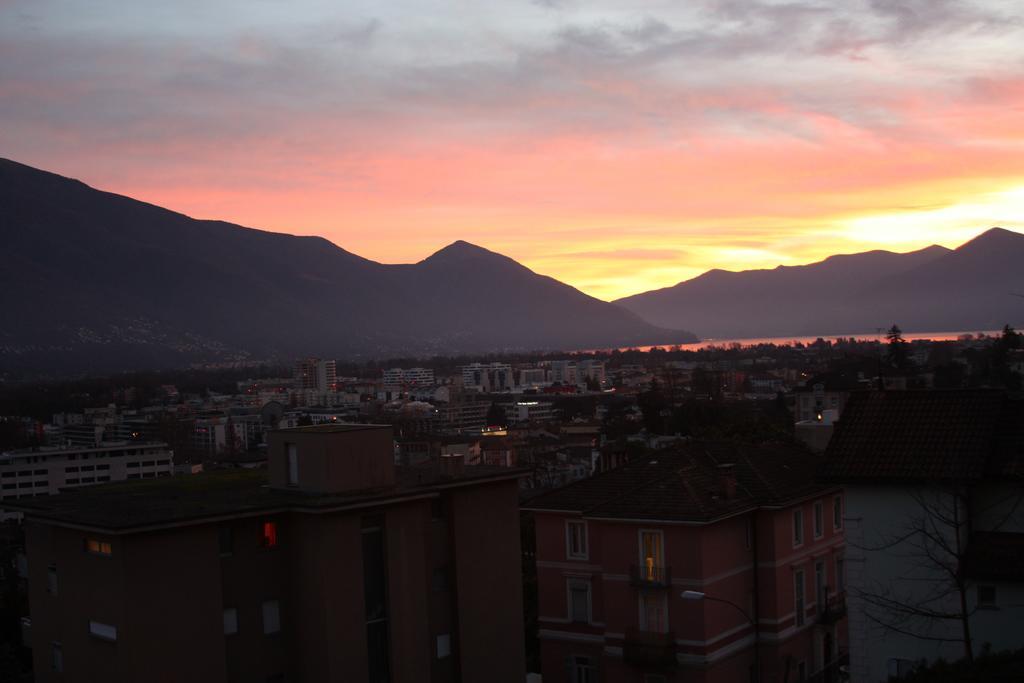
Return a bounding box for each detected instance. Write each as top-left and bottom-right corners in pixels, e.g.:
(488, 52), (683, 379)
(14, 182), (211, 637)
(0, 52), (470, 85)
(440, 452), (465, 478)
(717, 463), (737, 500)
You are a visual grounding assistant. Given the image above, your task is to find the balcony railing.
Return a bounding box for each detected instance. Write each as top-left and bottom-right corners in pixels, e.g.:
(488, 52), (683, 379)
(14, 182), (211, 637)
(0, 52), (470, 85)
(623, 628), (676, 668)
(629, 564), (672, 589)
(818, 591), (847, 625)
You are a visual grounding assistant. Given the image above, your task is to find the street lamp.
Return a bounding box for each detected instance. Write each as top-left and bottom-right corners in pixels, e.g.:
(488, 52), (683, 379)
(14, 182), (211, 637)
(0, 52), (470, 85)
(682, 590), (760, 682)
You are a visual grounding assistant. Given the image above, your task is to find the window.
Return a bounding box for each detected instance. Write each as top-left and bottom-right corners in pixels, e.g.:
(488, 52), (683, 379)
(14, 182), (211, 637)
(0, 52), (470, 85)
(798, 660), (807, 681)
(566, 520), (588, 560)
(813, 500), (824, 539)
(794, 569), (806, 627)
(745, 518), (753, 550)
(89, 620), (117, 641)
(286, 443), (299, 486)
(47, 564), (58, 596)
(836, 557), (845, 592)
(86, 539), (112, 556)
(223, 607), (239, 635)
(436, 633), (451, 659)
(833, 496), (843, 531)
(65, 467), (79, 473)
(568, 579), (591, 623)
(219, 527), (233, 556)
(51, 642), (63, 672)
(262, 600), (281, 634)
(978, 585), (997, 608)
(639, 529), (665, 581)
(262, 521), (278, 548)
(793, 509), (804, 547)
(570, 655), (595, 683)
(432, 566), (449, 593)
(639, 592), (668, 633)
(815, 560), (826, 607)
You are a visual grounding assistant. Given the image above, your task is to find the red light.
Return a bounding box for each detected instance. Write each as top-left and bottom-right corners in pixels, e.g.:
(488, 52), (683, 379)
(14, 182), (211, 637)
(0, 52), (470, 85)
(262, 521), (278, 548)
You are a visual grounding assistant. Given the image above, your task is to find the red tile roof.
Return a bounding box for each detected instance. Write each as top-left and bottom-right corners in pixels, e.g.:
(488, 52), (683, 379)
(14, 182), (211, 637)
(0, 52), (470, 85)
(820, 390), (1024, 483)
(522, 440), (833, 523)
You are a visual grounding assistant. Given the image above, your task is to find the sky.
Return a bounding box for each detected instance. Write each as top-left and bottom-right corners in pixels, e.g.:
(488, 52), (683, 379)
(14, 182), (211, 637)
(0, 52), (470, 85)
(2, 0), (1024, 301)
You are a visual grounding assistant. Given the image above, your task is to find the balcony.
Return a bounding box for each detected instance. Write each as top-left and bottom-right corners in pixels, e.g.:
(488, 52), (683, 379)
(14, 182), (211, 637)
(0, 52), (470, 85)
(818, 591), (847, 625)
(623, 628), (676, 668)
(629, 564), (672, 589)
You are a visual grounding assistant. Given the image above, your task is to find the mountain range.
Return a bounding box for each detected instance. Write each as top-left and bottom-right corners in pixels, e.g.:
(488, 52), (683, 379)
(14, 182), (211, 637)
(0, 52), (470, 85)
(615, 228), (1024, 339)
(0, 158), (695, 374)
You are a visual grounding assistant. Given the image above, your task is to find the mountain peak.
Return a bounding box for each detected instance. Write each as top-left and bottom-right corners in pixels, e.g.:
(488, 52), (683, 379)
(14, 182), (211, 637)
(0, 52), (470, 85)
(957, 227), (1023, 252)
(421, 240), (507, 265)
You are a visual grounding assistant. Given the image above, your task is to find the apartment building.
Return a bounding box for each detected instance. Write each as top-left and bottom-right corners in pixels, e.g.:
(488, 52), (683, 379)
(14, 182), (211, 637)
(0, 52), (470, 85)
(524, 442), (847, 683)
(294, 358), (337, 392)
(383, 367), (437, 386)
(10, 424), (526, 683)
(461, 363), (514, 393)
(0, 442), (174, 520)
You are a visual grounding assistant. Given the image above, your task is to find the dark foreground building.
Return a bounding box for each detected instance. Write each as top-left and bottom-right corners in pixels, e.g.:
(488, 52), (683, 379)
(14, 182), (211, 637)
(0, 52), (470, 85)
(10, 424), (527, 683)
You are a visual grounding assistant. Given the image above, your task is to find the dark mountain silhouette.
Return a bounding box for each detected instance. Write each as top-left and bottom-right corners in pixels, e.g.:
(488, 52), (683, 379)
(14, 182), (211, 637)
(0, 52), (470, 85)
(616, 228), (1024, 338)
(0, 158), (694, 373)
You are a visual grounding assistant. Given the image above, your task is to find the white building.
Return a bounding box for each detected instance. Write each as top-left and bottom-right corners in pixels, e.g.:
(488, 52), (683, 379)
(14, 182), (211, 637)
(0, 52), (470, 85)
(0, 441), (175, 520)
(822, 390), (1024, 682)
(382, 367), (436, 386)
(460, 363), (513, 393)
(549, 360), (577, 386)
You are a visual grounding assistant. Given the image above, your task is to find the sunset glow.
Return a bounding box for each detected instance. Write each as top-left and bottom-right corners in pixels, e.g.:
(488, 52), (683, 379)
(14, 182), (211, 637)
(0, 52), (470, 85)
(3, 0), (1024, 300)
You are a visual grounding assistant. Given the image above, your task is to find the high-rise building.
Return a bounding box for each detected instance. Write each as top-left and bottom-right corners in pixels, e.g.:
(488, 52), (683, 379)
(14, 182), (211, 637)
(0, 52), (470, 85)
(294, 358), (337, 392)
(11, 424), (527, 683)
(460, 363), (513, 392)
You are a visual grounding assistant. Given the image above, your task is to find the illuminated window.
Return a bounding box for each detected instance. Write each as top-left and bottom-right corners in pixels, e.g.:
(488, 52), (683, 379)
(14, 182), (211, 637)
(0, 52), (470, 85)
(85, 539), (112, 556)
(262, 521), (278, 548)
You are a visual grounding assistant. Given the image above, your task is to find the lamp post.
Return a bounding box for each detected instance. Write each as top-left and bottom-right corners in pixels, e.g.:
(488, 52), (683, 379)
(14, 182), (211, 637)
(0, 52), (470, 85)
(682, 590), (760, 683)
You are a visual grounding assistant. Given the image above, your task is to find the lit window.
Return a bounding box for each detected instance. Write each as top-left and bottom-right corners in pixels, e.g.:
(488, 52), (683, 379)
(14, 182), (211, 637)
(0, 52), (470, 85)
(262, 600), (281, 635)
(85, 539), (112, 556)
(793, 509), (804, 547)
(223, 607), (238, 635)
(813, 500), (824, 539)
(89, 620), (117, 641)
(262, 521), (278, 548)
(566, 520), (588, 559)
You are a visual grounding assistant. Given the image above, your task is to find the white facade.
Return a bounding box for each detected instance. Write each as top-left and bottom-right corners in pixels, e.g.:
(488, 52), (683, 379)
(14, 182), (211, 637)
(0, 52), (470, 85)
(0, 442), (175, 520)
(460, 363), (513, 392)
(383, 367), (436, 386)
(844, 484), (1024, 682)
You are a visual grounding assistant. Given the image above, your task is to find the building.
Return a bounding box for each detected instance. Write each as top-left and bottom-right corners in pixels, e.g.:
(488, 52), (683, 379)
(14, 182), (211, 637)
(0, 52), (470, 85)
(461, 363), (514, 393)
(820, 390), (1024, 682)
(0, 442), (174, 520)
(577, 360), (606, 387)
(10, 424), (527, 683)
(550, 360), (578, 386)
(524, 442), (848, 683)
(294, 358), (337, 392)
(383, 367), (436, 386)
(519, 367), (549, 388)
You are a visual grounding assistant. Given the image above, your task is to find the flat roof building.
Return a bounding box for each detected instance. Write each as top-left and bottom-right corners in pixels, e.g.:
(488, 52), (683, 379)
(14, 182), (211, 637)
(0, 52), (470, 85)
(11, 424), (527, 683)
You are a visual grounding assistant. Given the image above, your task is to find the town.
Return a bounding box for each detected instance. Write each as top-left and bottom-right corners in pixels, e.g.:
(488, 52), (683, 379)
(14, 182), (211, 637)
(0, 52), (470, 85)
(1, 327), (1021, 681)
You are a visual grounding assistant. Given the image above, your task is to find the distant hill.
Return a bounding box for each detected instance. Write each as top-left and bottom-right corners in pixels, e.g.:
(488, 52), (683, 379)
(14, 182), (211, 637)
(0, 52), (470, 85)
(0, 158), (695, 374)
(616, 228), (1024, 338)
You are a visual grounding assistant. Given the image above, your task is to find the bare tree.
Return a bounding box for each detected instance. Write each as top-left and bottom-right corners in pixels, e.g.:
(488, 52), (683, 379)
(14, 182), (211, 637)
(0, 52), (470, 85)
(852, 485), (1023, 664)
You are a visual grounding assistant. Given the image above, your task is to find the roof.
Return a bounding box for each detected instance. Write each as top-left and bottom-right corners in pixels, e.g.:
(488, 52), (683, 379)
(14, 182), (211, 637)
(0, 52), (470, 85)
(5, 463), (525, 533)
(275, 423), (391, 434)
(523, 440), (833, 523)
(819, 390), (1024, 483)
(964, 532), (1024, 582)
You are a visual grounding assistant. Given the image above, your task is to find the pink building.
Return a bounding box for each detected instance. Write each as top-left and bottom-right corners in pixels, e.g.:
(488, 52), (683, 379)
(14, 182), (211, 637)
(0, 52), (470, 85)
(523, 442), (847, 683)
